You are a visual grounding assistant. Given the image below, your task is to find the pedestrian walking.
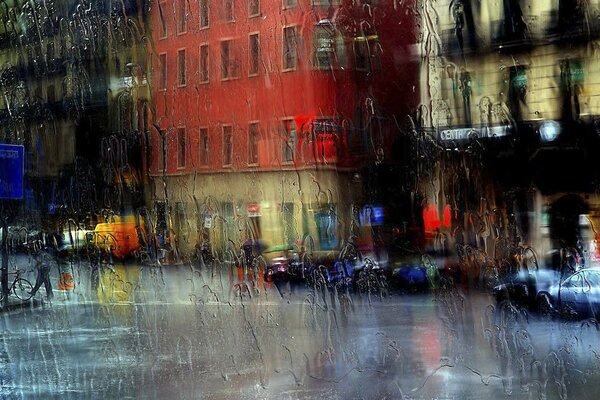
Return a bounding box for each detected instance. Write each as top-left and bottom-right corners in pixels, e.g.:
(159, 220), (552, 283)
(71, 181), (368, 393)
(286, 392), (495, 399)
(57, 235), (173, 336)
(30, 252), (54, 299)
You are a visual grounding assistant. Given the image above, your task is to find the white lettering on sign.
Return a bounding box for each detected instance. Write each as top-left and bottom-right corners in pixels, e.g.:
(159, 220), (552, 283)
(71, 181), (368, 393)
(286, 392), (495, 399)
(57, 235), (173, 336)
(0, 150), (19, 159)
(440, 126), (510, 141)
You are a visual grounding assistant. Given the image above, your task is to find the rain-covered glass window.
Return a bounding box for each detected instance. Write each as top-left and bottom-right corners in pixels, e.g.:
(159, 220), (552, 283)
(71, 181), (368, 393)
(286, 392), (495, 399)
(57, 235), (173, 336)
(4, 0), (600, 399)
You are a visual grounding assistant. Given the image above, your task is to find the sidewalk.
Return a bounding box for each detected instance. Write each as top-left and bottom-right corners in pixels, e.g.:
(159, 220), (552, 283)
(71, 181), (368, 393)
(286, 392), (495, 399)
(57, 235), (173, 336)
(0, 296), (44, 313)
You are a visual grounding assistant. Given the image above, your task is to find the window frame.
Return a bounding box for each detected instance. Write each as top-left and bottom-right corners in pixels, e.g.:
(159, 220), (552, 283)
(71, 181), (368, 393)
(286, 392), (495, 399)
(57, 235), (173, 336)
(281, 118), (297, 164)
(353, 36), (369, 72)
(248, 32), (260, 77)
(158, 0), (168, 39)
(249, 0), (260, 17)
(311, 0), (341, 5)
(282, 0), (297, 9)
(199, 127), (210, 167)
(199, 43), (210, 83)
(176, 0), (188, 35)
(158, 129), (168, 173)
(282, 25), (298, 72)
(313, 23), (336, 70)
(220, 39), (238, 80)
(158, 52), (167, 91)
(177, 48), (187, 87)
(312, 117), (339, 162)
(199, 0), (210, 29)
(222, 125), (233, 167)
(177, 126), (187, 169)
(248, 122), (260, 166)
(224, 0), (235, 22)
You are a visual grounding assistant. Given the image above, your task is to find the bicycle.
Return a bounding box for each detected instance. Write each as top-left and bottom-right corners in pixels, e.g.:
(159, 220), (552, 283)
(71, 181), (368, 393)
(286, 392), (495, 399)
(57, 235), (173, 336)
(0, 269), (34, 302)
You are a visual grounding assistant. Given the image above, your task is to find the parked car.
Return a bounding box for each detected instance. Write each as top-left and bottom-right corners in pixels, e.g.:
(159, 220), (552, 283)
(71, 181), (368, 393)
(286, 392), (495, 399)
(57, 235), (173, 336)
(494, 268), (600, 318)
(536, 267), (600, 317)
(493, 269), (561, 308)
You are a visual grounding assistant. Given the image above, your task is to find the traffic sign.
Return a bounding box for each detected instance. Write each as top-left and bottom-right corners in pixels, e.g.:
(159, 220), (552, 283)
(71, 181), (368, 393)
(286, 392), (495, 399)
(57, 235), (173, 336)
(0, 144), (24, 199)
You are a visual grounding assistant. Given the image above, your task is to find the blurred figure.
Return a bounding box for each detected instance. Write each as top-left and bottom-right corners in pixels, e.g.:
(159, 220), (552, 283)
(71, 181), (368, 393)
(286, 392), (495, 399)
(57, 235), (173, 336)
(30, 250), (54, 299)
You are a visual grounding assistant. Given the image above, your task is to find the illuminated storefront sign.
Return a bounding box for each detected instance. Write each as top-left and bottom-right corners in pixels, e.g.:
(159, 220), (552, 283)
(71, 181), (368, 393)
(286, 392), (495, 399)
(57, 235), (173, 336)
(359, 205), (384, 226)
(247, 202), (261, 217)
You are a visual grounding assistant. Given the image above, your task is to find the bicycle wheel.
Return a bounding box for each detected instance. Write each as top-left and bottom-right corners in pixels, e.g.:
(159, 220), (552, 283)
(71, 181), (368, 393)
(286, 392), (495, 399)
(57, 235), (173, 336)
(13, 279), (33, 301)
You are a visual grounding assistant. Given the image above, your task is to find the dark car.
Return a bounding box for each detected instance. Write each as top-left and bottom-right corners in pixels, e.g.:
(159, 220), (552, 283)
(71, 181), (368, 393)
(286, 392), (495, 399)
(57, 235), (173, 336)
(388, 254), (443, 292)
(263, 244), (301, 281)
(493, 269), (561, 308)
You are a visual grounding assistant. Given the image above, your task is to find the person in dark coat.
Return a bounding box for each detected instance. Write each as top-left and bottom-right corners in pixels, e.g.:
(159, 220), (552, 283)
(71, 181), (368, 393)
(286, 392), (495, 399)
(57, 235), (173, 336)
(30, 252), (54, 299)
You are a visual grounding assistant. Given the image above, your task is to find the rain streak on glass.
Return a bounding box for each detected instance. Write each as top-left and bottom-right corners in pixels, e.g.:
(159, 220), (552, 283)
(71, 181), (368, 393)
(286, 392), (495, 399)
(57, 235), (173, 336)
(0, 0), (600, 399)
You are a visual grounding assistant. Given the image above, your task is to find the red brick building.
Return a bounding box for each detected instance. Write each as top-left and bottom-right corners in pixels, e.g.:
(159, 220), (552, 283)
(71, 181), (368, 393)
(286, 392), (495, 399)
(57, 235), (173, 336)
(146, 0), (418, 255)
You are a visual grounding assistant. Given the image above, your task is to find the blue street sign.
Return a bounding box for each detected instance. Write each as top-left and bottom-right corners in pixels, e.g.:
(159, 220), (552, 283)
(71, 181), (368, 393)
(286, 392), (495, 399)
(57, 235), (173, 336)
(0, 144), (24, 199)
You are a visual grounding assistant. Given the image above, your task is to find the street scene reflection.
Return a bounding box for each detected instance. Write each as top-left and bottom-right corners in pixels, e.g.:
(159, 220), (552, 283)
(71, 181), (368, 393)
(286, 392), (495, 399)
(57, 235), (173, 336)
(2, 0), (600, 399)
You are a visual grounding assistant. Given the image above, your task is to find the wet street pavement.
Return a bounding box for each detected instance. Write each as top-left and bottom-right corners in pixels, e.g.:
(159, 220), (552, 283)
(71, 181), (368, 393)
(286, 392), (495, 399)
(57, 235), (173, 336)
(1, 262), (600, 399)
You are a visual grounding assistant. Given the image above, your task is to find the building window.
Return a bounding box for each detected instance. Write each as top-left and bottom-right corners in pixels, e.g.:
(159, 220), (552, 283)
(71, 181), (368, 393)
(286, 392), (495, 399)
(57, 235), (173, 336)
(283, 26), (298, 71)
(249, 33), (260, 76)
(459, 70), (472, 125)
(311, 0), (340, 5)
(223, 126), (233, 166)
(221, 40), (238, 79)
(315, 204), (337, 250)
(282, 119), (296, 163)
(200, 0), (209, 28)
(313, 119), (338, 162)
(249, 0), (260, 17)
(222, 202), (236, 243)
(560, 59), (584, 121)
(248, 123), (259, 165)
(224, 0), (234, 22)
(200, 44), (209, 83)
(159, 53), (167, 90)
(158, 130), (167, 173)
(158, 1), (167, 38)
(354, 37), (369, 71)
(283, 0), (297, 8)
(508, 66), (527, 121)
(47, 84), (55, 103)
(281, 202), (295, 245)
(177, 127), (186, 168)
(177, 0), (187, 34)
(177, 49), (186, 86)
(199, 128), (209, 166)
(46, 40), (55, 61)
(499, 0), (527, 43)
(314, 24), (336, 69)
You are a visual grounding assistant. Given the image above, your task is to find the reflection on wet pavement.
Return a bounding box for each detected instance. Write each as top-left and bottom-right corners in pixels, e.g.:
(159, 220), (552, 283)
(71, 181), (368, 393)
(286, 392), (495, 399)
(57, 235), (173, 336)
(0, 265), (599, 399)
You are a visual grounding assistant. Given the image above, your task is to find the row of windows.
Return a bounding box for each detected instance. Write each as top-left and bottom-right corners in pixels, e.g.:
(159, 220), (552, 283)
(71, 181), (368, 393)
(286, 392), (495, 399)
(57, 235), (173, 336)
(158, 27), (296, 88)
(165, 123), (265, 171)
(159, 0), (340, 38)
(161, 118), (337, 171)
(157, 25), (369, 88)
(444, 58), (584, 124)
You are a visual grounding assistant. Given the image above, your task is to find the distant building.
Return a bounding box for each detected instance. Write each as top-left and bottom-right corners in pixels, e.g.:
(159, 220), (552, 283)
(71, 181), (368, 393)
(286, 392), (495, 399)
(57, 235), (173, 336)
(146, 0), (419, 258)
(0, 0), (148, 228)
(418, 0), (600, 261)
